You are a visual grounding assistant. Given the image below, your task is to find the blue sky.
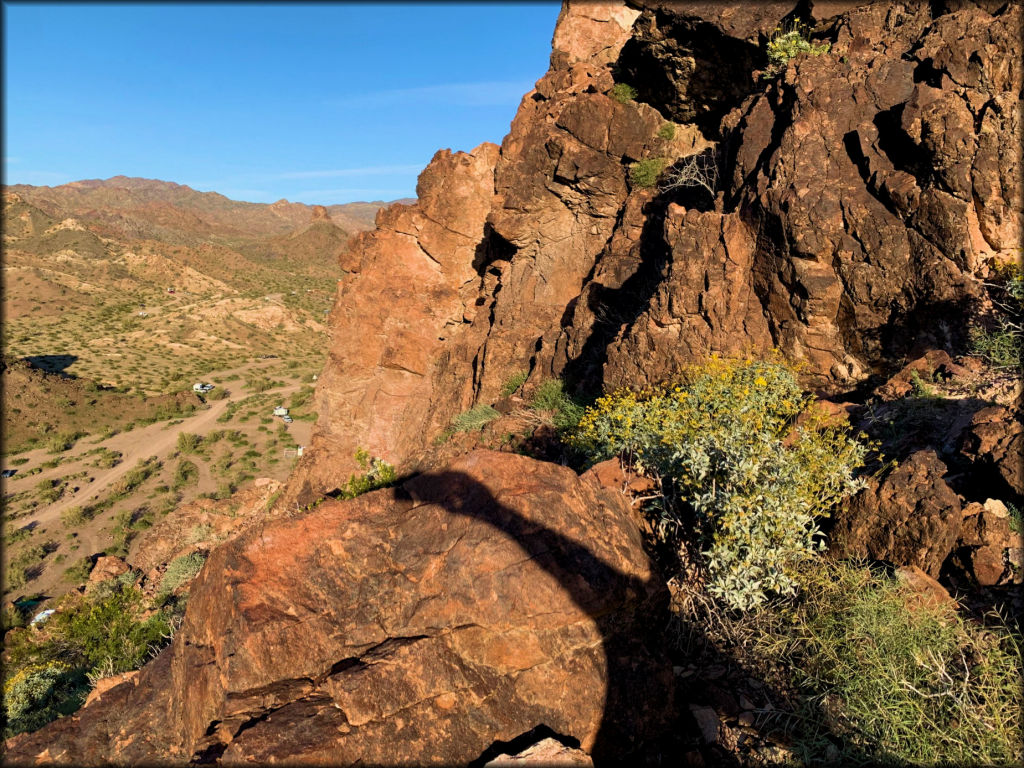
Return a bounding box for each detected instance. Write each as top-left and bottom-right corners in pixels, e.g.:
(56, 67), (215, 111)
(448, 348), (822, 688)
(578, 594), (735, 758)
(2, 2), (561, 204)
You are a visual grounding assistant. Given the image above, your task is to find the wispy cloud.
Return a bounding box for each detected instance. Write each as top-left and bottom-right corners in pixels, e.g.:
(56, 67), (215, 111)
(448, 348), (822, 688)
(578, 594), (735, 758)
(329, 80), (532, 108)
(276, 164), (424, 180)
(294, 188), (412, 198)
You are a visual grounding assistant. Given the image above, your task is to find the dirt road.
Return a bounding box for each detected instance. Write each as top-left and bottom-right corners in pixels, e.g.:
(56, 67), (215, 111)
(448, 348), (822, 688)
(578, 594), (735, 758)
(16, 382), (304, 560)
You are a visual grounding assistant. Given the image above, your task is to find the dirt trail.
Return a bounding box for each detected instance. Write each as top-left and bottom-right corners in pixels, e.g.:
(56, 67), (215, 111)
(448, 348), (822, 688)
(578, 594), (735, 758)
(22, 382), (303, 558)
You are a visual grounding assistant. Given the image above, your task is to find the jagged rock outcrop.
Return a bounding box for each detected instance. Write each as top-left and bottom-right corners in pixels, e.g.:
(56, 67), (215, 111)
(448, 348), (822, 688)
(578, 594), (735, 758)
(283, 0), (1020, 505)
(5, 452), (671, 765)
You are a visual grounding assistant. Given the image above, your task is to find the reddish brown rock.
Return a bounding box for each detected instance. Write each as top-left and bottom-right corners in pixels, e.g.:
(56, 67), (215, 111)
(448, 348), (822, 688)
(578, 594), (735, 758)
(873, 350), (969, 401)
(960, 400), (1024, 498)
(485, 737), (595, 766)
(955, 501), (1024, 586)
(830, 450), (962, 576)
(602, 207), (773, 389)
(86, 555), (130, 585)
(284, 144), (499, 506)
(284, 1), (1020, 509)
(895, 566), (958, 614)
(5, 451), (672, 765)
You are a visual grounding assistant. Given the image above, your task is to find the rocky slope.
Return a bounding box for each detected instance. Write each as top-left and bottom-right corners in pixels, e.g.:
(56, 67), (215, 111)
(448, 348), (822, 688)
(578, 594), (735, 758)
(285, 0), (1021, 504)
(5, 1), (1021, 764)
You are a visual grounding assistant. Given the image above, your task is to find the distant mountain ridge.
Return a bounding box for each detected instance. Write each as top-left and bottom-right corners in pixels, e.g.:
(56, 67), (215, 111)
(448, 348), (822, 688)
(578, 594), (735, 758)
(5, 176), (413, 247)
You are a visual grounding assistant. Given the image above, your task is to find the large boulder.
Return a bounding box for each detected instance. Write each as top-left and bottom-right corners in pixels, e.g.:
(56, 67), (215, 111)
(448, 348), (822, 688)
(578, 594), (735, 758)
(829, 450), (962, 576)
(5, 451), (672, 765)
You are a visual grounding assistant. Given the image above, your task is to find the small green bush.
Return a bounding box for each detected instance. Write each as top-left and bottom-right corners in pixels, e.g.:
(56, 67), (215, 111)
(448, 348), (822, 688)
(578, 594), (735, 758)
(628, 158), (668, 188)
(610, 82), (638, 103)
(451, 404), (501, 433)
(762, 23), (831, 79)
(61, 506), (90, 528)
(337, 448), (397, 500)
(176, 432), (201, 454)
(172, 459), (199, 489)
(970, 262), (1023, 370)
(62, 557), (93, 584)
(530, 379), (586, 432)
(45, 431), (79, 455)
(569, 355), (868, 610)
(5, 544), (49, 592)
(159, 552), (207, 597)
(657, 122), (676, 140)
(205, 386), (229, 400)
(499, 371), (529, 398)
(109, 457), (160, 498)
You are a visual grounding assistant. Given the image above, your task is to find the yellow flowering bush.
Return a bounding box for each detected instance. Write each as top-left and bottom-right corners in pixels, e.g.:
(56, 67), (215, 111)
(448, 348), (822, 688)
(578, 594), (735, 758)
(570, 356), (867, 610)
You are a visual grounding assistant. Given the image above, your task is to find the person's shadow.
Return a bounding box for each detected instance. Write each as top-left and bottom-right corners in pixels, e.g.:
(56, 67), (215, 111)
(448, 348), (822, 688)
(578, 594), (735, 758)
(400, 465), (678, 764)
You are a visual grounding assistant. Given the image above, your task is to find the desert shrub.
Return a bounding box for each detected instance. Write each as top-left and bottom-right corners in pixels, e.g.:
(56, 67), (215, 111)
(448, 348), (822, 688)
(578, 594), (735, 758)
(10, 457), (30, 466)
(530, 379), (586, 432)
(5, 544), (49, 591)
(661, 148), (719, 197)
(1009, 502), (1023, 535)
(246, 376), (282, 393)
(93, 448), (122, 468)
(109, 457), (160, 498)
(337, 448), (397, 500)
(628, 158), (668, 188)
(750, 561), (1024, 765)
(610, 82), (638, 103)
(499, 371), (528, 398)
(762, 22), (830, 79)
(45, 431), (79, 455)
(189, 523), (214, 544)
(158, 552), (207, 597)
(451, 404), (500, 433)
(3, 580), (172, 737)
(35, 477), (64, 504)
(2, 662), (89, 739)
(176, 432), (201, 454)
(172, 459), (199, 489)
(4, 526), (32, 546)
(569, 355), (868, 610)
(205, 386), (229, 400)
(657, 122), (676, 140)
(970, 262), (1023, 370)
(61, 506), (91, 527)
(61, 557), (93, 584)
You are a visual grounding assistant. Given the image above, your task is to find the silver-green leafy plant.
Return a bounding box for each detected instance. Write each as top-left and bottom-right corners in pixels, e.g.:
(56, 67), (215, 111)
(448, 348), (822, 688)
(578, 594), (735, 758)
(570, 356), (868, 610)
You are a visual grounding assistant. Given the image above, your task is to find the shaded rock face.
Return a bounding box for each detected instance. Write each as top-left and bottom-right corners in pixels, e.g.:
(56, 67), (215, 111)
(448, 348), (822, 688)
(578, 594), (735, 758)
(285, 0), (1019, 503)
(960, 397), (1024, 501)
(6, 452), (672, 765)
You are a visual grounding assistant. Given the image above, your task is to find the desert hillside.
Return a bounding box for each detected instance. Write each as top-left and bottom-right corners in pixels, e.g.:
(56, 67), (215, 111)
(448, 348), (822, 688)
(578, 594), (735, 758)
(4, 2), (1022, 766)
(1, 181), (397, 608)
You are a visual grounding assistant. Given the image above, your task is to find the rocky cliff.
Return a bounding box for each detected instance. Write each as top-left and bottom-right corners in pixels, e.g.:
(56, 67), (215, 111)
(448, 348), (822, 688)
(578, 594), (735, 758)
(285, 0), (1021, 505)
(6, 1), (1021, 764)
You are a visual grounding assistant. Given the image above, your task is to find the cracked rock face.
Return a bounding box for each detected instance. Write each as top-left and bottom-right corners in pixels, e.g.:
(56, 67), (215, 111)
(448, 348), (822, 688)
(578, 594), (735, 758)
(5, 451), (671, 765)
(286, 0), (1020, 505)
